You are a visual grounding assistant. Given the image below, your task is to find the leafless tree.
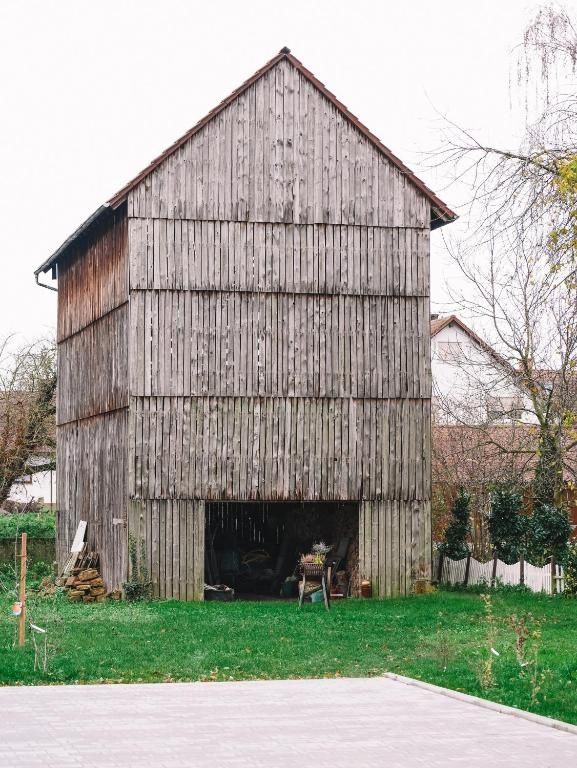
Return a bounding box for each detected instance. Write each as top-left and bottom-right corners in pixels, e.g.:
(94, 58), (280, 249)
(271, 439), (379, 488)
(435, 227), (577, 509)
(0, 338), (56, 508)
(430, 5), (577, 517)
(432, 5), (577, 258)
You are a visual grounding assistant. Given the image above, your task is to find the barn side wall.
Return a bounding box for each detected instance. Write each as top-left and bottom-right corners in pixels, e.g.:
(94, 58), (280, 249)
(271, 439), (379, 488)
(127, 59), (432, 598)
(56, 210), (129, 590)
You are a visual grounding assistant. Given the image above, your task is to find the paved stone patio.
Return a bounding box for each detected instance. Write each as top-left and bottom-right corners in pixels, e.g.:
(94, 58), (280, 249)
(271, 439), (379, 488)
(1, 676), (575, 767)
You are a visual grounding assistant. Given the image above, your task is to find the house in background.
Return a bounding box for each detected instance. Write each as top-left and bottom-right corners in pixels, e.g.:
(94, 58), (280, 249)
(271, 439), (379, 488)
(6, 461), (56, 510)
(430, 314), (535, 426)
(34, 48), (456, 597)
(0, 392), (56, 512)
(430, 314), (577, 547)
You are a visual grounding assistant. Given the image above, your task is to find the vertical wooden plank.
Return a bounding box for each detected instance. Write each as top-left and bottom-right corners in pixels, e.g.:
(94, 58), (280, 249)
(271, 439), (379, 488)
(196, 500), (206, 600)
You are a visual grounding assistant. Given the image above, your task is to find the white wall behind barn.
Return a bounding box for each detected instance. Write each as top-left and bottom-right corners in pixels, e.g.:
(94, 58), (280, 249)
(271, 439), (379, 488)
(432, 320), (536, 426)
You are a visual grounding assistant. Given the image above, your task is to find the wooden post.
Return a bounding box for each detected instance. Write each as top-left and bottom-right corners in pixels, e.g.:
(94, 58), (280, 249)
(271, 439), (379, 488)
(463, 551), (472, 587)
(551, 555), (556, 595)
(436, 552), (444, 585)
(18, 532), (27, 647)
(519, 553), (525, 587)
(490, 551), (498, 588)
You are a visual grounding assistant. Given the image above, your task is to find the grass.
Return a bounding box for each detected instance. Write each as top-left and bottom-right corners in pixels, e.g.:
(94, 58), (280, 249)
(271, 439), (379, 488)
(1, 590), (576, 725)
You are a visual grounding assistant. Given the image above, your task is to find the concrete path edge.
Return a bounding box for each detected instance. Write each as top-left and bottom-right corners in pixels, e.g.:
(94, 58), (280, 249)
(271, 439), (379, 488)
(384, 673), (577, 737)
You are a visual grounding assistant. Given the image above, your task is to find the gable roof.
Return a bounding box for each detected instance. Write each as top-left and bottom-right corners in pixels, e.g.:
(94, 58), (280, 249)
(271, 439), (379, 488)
(430, 314), (455, 337)
(35, 48), (457, 279)
(432, 314), (492, 350)
(431, 314), (517, 378)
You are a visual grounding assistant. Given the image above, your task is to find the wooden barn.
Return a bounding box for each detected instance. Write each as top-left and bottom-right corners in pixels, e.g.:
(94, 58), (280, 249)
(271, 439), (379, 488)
(35, 49), (455, 599)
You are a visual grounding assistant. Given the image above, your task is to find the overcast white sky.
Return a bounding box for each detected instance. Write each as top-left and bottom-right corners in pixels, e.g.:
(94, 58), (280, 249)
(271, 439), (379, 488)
(0, 0), (539, 342)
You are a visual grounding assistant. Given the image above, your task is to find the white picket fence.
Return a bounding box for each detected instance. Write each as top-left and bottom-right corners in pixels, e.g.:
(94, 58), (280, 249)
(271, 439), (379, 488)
(435, 553), (565, 594)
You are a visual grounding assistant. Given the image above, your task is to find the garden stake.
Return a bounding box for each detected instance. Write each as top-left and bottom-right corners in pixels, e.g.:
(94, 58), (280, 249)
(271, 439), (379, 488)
(463, 552), (471, 587)
(436, 553), (444, 584)
(490, 552), (498, 588)
(18, 532), (27, 647)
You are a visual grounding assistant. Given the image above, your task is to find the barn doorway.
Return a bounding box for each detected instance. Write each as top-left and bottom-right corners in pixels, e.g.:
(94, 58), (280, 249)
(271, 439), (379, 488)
(204, 501), (359, 600)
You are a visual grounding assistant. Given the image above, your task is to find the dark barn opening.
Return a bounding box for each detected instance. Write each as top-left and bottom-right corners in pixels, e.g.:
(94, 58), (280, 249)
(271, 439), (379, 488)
(205, 501), (359, 599)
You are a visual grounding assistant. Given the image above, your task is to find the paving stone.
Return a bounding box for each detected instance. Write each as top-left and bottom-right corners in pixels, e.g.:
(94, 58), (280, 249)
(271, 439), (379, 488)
(0, 677), (575, 767)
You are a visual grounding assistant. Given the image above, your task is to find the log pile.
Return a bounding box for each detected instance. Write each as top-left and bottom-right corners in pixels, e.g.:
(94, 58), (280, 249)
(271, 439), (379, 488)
(56, 549), (108, 603)
(64, 567), (107, 603)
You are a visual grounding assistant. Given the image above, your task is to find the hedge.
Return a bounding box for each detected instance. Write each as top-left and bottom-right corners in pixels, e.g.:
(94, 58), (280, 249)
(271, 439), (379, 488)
(0, 511), (56, 540)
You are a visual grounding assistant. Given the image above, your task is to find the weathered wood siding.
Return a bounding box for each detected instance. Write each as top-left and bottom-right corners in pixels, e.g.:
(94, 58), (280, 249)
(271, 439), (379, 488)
(129, 292), (429, 398)
(126, 58), (432, 597)
(56, 209), (129, 590)
(57, 212), (128, 341)
(128, 220), (429, 295)
(58, 305), (128, 423)
(128, 499), (204, 600)
(127, 61), (429, 228)
(57, 409), (128, 589)
(130, 397), (429, 502)
(359, 499), (431, 596)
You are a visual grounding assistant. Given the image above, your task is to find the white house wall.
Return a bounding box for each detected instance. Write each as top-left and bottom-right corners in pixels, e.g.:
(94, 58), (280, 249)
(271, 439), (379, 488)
(431, 322), (535, 425)
(7, 469), (57, 509)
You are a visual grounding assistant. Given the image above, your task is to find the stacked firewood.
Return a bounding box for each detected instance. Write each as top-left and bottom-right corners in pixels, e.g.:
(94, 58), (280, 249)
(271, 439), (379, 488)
(64, 567), (107, 603)
(55, 547), (108, 604)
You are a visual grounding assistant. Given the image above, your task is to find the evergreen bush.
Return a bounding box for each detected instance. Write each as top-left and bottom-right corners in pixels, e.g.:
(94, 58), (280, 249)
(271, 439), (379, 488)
(526, 504), (571, 566)
(563, 541), (577, 595)
(488, 485), (525, 563)
(439, 487), (470, 560)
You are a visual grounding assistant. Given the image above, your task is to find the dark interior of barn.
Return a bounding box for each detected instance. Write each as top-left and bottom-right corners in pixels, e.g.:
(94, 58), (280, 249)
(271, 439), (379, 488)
(204, 501), (359, 600)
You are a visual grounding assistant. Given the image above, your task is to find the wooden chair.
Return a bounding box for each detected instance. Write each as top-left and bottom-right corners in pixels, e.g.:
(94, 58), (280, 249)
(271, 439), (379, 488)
(298, 561), (331, 610)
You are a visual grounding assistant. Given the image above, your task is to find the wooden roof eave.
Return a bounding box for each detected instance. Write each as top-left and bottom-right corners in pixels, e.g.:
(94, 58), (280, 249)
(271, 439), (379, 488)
(34, 204), (112, 277)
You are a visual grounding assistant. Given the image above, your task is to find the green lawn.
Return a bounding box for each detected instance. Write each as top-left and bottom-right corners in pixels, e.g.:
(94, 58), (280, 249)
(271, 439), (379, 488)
(1, 590), (576, 725)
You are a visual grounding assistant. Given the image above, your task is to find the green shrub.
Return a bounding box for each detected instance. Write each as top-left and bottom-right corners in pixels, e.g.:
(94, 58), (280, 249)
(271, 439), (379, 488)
(439, 487), (470, 560)
(563, 541), (577, 595)
(0, 560), (53, 598)
(488, 484), (526, 563)
(526, 504), (571, 565)
(0, 511), (55, 540)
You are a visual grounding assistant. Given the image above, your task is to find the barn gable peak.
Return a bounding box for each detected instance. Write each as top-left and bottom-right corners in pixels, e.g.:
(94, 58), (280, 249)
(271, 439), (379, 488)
(35, 49), (455, 280)
(106, 49), (455, 221)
